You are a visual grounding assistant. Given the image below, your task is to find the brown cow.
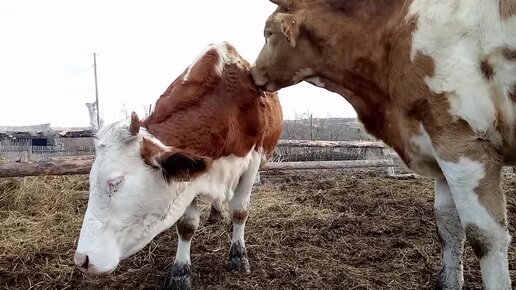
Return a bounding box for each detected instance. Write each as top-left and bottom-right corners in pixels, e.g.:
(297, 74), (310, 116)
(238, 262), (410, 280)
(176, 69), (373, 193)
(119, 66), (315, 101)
(73, 42), (283, 290)
(251, 0), (516, 289)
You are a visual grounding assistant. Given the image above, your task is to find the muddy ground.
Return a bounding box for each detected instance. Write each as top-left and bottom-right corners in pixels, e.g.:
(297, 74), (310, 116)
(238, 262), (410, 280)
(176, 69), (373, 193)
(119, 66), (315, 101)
(1, 169), (516, 290)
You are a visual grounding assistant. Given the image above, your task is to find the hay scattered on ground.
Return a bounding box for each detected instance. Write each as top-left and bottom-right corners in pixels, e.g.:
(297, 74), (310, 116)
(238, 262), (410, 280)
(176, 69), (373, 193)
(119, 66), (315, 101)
(1, 170), (516, 290)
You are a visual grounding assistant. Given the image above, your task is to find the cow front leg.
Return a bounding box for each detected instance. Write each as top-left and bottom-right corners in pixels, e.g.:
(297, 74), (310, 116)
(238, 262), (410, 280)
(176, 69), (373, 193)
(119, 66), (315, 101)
(434, 177), (465, 289)
(166, 198), (200, 290)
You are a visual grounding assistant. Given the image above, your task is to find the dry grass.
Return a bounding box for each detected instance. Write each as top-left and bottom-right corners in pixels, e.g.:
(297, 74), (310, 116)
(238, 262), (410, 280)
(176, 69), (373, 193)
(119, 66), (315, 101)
(1, 169), (516, 289)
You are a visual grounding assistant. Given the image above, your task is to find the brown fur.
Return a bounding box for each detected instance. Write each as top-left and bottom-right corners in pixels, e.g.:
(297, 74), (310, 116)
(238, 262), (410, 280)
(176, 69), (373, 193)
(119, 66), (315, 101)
(500, 0), (516, 20)
(141, 44), (283, 164)
(231, 209), (249, 225)
(480, 59), (495, 80)
(465, 224), (491, 259)
(176, 214), (198, 242)
(503, 47), (516, 60)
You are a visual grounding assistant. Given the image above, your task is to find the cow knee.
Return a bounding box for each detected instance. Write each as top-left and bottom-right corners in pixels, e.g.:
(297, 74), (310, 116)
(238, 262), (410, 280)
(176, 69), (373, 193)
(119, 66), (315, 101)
(465, 224), (509, 259)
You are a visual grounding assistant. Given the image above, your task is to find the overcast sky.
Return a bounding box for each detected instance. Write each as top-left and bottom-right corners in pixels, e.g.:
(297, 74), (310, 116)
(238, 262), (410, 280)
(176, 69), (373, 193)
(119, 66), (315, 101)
(0, 0), (356, 127)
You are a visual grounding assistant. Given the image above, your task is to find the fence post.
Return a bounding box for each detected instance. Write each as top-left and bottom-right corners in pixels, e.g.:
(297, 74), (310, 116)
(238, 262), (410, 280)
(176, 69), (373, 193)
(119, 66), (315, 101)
(383, 148), (395, 176)
(20, 150), (29, 186)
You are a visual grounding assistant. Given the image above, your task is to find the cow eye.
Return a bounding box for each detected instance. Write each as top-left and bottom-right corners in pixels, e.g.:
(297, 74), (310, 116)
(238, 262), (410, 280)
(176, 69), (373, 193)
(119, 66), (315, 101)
(264, 31), (272, 38)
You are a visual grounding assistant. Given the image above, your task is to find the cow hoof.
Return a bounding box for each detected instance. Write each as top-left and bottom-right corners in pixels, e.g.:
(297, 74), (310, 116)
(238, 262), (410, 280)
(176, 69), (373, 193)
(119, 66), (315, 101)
(229, 241), (251, 274)
(207, 206), (223, 224)
(165, 263), (191, 290)
(432, 267), (461, 290)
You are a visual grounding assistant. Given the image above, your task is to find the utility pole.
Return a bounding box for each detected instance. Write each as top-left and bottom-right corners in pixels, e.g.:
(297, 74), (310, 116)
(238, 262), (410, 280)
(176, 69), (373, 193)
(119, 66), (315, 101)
(93, 52), (100, 129)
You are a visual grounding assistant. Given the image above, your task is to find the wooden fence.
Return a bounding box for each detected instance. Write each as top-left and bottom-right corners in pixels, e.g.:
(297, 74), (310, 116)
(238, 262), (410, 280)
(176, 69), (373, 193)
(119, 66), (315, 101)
(0, 140), (406, 178)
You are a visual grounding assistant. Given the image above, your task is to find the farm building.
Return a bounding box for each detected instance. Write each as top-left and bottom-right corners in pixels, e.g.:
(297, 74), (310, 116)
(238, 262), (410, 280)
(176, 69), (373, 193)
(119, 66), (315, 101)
(0, 124), (95, 161)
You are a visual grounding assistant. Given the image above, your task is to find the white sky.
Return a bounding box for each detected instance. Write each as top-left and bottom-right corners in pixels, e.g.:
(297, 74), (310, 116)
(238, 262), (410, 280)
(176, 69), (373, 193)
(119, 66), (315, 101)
(0, 0), (356, 127)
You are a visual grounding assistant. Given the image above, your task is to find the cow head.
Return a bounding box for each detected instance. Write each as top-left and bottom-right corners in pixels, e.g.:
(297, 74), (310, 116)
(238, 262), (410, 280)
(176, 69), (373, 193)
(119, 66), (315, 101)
(74, 112), (212, 275)
(251, 0), (394, 93)
(251, 0), (323, 91)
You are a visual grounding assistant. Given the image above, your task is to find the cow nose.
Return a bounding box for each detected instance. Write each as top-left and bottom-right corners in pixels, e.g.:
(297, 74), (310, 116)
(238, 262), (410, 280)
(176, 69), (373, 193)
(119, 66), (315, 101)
(74, 252), (89, 270)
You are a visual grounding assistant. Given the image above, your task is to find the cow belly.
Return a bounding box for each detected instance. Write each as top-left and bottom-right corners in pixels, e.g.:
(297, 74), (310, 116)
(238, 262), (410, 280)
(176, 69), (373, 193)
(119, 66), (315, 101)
(196, 148), (264, 203)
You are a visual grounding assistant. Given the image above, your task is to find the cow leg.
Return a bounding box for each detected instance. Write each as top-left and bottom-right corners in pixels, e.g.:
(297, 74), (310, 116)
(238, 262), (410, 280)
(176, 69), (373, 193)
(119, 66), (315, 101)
(228, 155), (261, 273)
(166, 198), (200, 290)
(434, 177), (465, 289)
(207, 199), (223, 224)
(438, 155), (510, 290)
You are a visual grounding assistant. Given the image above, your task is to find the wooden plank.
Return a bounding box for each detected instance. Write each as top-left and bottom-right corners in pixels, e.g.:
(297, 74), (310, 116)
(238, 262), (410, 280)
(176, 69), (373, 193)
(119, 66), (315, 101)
(277, 139), (386, 149)
(261, 159), (396, 171)
(0, 159), (93, 177)
(0, 159), (397, 177)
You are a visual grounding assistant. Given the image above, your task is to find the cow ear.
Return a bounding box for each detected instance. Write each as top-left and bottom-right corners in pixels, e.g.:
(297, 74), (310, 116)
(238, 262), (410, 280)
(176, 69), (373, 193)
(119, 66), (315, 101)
(156, 150), (212, 181)
(140, 137), (212, 182)
(276, 13), (302, 47)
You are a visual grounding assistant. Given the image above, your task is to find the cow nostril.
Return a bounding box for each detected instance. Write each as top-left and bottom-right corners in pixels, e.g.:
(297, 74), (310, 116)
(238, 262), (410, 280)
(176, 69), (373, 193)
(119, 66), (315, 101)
(74, 252), (89, 270)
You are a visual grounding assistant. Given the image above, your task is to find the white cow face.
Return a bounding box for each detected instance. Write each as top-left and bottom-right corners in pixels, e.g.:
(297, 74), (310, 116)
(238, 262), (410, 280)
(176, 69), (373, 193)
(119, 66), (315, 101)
(74, 113), (211, 275)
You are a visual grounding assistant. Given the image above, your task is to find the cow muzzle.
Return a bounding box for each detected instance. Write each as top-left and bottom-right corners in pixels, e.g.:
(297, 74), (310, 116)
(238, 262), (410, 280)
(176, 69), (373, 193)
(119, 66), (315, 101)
(73, 251), (117, 276)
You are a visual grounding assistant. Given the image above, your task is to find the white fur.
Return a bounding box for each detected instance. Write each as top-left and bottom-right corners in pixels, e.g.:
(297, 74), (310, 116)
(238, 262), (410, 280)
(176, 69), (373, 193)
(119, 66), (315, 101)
(183, 42), (244, 82)
(409, 0), (516, 147)
(75, 120), (264, 275)
(439, 157), (511, 290)
(175, 239), (192, 265)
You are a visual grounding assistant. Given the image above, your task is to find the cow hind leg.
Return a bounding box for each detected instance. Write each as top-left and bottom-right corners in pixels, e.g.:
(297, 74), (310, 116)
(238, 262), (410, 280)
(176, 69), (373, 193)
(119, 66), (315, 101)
(166, 198), (200, 290)
(433, 177), (465, 289)
(207, 199), (224, 224)
(439, 156), (510, 290)
(227, 153), (261, 274)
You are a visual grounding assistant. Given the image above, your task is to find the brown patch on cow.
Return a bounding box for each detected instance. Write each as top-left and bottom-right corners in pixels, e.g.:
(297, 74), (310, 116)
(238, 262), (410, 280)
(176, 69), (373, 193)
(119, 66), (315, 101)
(231, 210), (248, 225)
(500, 0), (516, 20)
(464, 224), (490, 259)
(139, 137), (165, 167)
(141, 44), (283, 162)
(502, 47), (516, 61)
(480, 59), (494, 80)
(475, 156), (507, 227)
(176, 216), (198, 241)
(413, 51), (436, 77)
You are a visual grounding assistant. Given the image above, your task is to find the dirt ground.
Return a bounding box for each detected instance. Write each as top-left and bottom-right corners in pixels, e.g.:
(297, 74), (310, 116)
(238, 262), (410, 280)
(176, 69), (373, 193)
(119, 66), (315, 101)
(1, 169), (516, 290)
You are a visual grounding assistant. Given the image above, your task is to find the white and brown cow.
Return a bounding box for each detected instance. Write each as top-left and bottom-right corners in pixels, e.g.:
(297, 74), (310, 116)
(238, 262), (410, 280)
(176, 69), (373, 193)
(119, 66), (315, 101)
(73, 42), (283, 289)
(251, 0), (516, 289)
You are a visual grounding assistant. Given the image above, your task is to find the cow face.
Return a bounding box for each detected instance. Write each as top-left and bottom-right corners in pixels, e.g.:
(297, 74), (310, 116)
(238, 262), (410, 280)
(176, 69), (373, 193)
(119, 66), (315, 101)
(74, 112), (211, 275)
(251, 0), (322, 92)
